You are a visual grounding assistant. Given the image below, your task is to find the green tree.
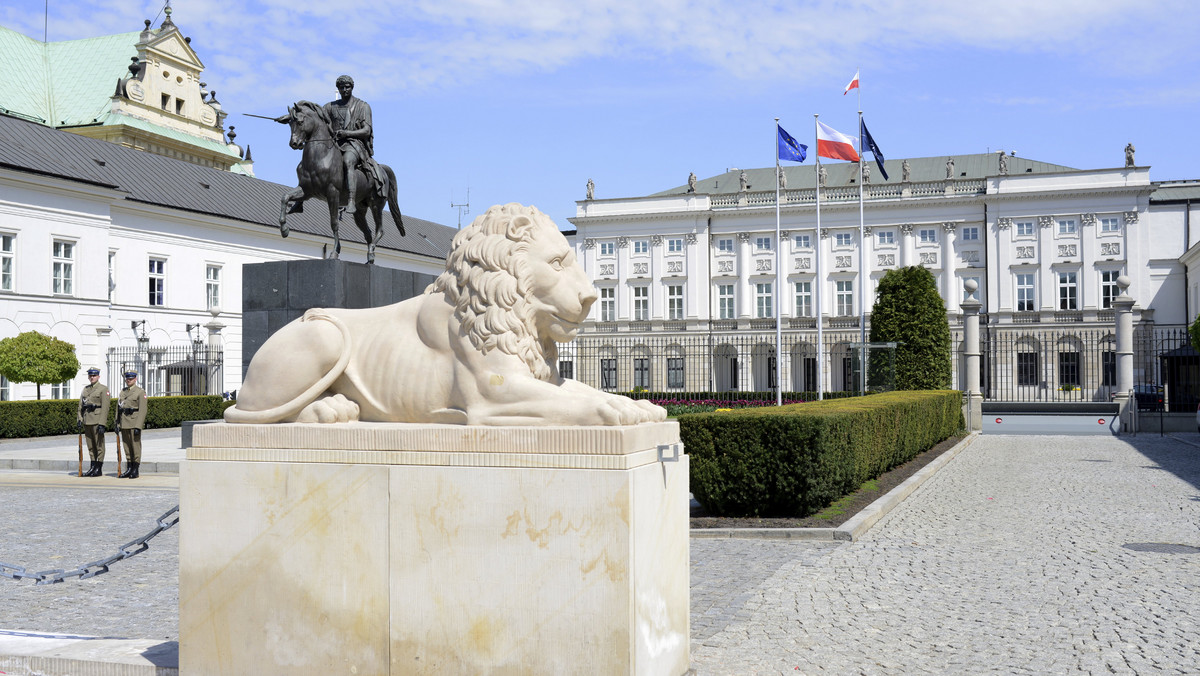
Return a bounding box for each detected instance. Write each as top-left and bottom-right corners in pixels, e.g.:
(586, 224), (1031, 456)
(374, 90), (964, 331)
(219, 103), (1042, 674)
(1191, 313), (1200, 354)
(0, 331), (82, 400)
(868, 266), (952, 390)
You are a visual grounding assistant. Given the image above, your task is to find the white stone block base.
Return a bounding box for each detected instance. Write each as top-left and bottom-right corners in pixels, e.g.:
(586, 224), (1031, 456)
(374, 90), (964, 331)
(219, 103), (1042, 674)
(179, 422), (689, 675)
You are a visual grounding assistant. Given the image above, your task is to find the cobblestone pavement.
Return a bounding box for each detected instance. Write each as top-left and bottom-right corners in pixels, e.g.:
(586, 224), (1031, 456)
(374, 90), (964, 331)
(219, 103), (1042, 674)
(0, 472), (179, 642)
(3, 434), (1200, 675)
(692, 434), (1200, 675)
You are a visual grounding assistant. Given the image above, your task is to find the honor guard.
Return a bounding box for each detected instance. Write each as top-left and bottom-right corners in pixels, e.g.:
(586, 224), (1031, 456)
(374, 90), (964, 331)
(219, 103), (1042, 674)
(77, 367), (111, 477)
(117, 371), (148, 479)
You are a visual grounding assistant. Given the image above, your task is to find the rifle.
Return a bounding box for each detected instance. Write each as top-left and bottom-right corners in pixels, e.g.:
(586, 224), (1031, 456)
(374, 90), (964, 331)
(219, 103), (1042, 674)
(115, 408), (123, 478)
(77, 428), (83, 477)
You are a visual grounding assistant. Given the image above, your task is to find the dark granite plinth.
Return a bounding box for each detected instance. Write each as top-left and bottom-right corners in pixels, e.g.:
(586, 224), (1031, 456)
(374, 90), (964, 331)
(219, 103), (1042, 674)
(242, 259), (435, 379)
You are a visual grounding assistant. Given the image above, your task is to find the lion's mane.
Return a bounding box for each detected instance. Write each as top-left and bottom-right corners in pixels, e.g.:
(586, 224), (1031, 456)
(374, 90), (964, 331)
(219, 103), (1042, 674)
(431, 203), (559, 382)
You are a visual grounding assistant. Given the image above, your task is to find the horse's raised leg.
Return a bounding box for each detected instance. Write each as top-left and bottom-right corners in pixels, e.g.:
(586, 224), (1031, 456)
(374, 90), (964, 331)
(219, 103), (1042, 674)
(279, 186), (306, 238)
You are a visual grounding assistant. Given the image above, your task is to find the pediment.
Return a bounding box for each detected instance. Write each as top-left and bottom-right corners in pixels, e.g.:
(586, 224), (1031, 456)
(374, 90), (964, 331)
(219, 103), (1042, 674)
(145, 30), (204, 70)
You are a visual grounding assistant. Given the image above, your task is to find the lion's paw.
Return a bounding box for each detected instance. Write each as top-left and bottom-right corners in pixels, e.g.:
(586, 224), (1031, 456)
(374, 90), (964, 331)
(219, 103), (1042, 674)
(602, 394), (667, 425)
(295, 393), (360, 423)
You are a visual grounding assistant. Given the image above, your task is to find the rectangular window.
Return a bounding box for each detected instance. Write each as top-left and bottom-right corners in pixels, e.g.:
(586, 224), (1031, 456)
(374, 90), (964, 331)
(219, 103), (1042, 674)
(600, 359), (617, 390)
(836, 280), (853, 316)
(835, 233), (853, 247)
(1058, 351), (1080, 386)
(667, 357), (685, 389)
(876, 231), (894, 246)
(1, 234), (13, 291)
(666, 285), (684, 320)
(1100, 217), (1120, 233)
(633, 240), (649, 255)
(206, 265), (221, 311)
(558, 361), (574, 380)
(149, 258), (166, 306)
(755, 236), (772, 251)
(793, 234), (811, 248)
(1016, 221), (1034, 237)
(52, 240), (74, 295)
(1102, 351), (1116, 387)
(51, 380), (70, 399)
(633, 358), (650, 389)
(794, 281), (812, 317)
(961, 226), (979, 241)
(919, 229), (937, 244)
(600, 287), (615, 322)
(632, 286), (649, 321)
(755, 282), (773, 318)
(108, 250), (116, 301)
(717, 238), (734, 253)
(718, 284), (735, 319)
(667, 238), (684, 253)
(600, 241), (615, 256)
(0, 374), (8, 401)
(1057, 219), (1076, 235)
(1017, 352), (1039, 386)
(1016, 273), (1035, 312)
(1100, 270), (1120, 309)
(1058, 271), (1077, 310)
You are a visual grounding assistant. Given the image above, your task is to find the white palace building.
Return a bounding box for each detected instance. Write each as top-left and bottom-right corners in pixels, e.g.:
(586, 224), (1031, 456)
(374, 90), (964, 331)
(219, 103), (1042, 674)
(566, 153), (1200, 408)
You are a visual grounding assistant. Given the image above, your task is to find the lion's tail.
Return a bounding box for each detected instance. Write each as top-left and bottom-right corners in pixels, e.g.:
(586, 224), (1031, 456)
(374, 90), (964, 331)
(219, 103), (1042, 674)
(384, 165), (404, 237)
(223, 310), (353, 424)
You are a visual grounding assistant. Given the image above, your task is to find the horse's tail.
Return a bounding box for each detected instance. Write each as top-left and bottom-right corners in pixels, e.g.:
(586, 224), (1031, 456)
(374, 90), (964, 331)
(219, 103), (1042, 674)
(384, 165), (405, 237)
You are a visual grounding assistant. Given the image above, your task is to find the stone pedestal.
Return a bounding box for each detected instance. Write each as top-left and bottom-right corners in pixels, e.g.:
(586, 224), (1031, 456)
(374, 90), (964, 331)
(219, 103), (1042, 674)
(240, 259), (435, 379)
(179, 422), (689, 675)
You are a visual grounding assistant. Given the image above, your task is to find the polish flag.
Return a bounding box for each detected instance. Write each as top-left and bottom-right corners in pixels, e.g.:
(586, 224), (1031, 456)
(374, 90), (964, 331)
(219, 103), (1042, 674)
(816, 121), (860, 162)
(843, 70), (860, 95)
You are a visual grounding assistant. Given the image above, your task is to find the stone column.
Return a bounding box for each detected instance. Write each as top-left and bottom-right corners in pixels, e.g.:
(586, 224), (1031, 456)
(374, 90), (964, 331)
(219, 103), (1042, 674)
(961, 280), (983, 432)
(942, 222), (958, 315)
(737, 232), (752, 319)
(1113, 276), (1135, 433)
(205, 314), (226, 396)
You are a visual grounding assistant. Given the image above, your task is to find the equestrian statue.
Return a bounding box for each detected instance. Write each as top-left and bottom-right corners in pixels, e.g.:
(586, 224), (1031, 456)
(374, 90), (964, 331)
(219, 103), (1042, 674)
(270, 75), (404, 263)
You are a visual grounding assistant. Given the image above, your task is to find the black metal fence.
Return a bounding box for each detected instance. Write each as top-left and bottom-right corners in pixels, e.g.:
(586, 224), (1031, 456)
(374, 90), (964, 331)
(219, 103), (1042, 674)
(976, 326), (1198, 410)
(563, 331), (895, 401)
(106, 345), (224, 397)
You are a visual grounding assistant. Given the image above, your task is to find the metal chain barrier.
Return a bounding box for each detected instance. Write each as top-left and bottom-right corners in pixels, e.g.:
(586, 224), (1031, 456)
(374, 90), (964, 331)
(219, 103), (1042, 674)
(0, 505), (179, 586)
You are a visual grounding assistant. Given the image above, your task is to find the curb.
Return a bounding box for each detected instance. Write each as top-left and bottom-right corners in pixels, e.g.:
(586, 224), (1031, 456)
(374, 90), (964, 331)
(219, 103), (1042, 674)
(0, 459), (178, 474)
(0, 632), (177, 676)
(690, 432), (981, 541)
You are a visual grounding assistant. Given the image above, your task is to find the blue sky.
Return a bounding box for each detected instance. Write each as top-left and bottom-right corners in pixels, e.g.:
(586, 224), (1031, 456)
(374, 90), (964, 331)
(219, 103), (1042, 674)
(5, 0), (1200, 231)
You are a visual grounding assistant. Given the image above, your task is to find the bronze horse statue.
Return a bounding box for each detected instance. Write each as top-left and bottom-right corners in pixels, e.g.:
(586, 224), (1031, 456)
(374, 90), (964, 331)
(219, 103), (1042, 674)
(278, 100), (404, 263)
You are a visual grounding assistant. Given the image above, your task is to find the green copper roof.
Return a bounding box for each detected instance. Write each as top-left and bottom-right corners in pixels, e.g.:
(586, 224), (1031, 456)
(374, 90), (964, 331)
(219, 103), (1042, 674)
(0, 25), (141, 127)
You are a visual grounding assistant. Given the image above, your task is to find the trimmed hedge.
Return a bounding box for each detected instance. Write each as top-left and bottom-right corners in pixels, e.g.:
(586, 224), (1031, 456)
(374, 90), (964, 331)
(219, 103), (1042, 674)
(625, 390), (861, 403)
(0, 395), (227, 439)
(683, 390), (963, 517)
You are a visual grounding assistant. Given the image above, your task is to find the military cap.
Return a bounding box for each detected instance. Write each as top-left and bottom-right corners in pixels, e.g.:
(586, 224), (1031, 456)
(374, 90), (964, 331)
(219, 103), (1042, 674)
(86, 367), (100, 376)
(123, 371), (139, 379)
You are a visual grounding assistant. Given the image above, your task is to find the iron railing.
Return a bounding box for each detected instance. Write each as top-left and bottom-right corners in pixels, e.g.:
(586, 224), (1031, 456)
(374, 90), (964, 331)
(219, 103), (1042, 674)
(106, 344), (224, 397)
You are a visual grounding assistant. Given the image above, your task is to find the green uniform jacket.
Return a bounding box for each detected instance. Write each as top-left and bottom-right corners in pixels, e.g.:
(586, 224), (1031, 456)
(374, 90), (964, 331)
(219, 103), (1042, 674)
(117, 384), (148, 429)
(78, 382), (110, 425)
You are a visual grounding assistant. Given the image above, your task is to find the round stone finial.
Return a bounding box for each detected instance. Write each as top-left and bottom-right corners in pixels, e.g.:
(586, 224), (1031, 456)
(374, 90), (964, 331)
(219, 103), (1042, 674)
(964, 279), (978, 293)
(1116, 275), (1131, 290)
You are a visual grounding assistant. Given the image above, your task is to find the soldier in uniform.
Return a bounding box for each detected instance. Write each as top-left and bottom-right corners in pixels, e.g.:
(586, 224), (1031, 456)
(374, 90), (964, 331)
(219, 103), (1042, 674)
(77, 367), (110, 477)
(324, 75), (382, 215)
(116, 370), (148, 479)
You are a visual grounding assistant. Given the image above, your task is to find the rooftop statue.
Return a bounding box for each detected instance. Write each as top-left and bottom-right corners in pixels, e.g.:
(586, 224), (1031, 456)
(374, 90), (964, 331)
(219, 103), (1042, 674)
(274, 76), (404, 263)
(1125, 142), (1135, 168)
(225, 203), (667, 426)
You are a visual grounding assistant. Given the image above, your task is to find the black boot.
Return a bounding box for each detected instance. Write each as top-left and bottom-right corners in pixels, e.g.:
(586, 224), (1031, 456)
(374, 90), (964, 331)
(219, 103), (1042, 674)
(119, 462), (135, 479)
(127, 462), (139, 479)
(86, 462), (103, 477)
(81, 461), (97, 477)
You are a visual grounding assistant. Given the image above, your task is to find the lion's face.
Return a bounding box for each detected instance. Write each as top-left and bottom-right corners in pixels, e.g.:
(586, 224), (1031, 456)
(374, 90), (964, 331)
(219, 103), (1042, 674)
(523, 228), (598, 343)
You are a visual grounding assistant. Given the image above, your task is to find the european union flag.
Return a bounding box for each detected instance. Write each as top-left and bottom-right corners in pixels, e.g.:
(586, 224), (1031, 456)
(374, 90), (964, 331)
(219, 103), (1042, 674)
(778, 125), (807, 163)
(860, 118), (889, 181)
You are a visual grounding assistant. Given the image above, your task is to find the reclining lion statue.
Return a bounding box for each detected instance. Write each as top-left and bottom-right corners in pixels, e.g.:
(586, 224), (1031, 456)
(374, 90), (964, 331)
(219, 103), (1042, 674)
(225, 203), (666, 426)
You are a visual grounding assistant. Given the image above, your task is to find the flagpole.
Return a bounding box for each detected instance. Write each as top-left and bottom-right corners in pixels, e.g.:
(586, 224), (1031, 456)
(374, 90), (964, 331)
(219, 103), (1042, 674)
(774, 119), (784, 406)
(858, 107), (866, 395)
(814, 114), (824, 401)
